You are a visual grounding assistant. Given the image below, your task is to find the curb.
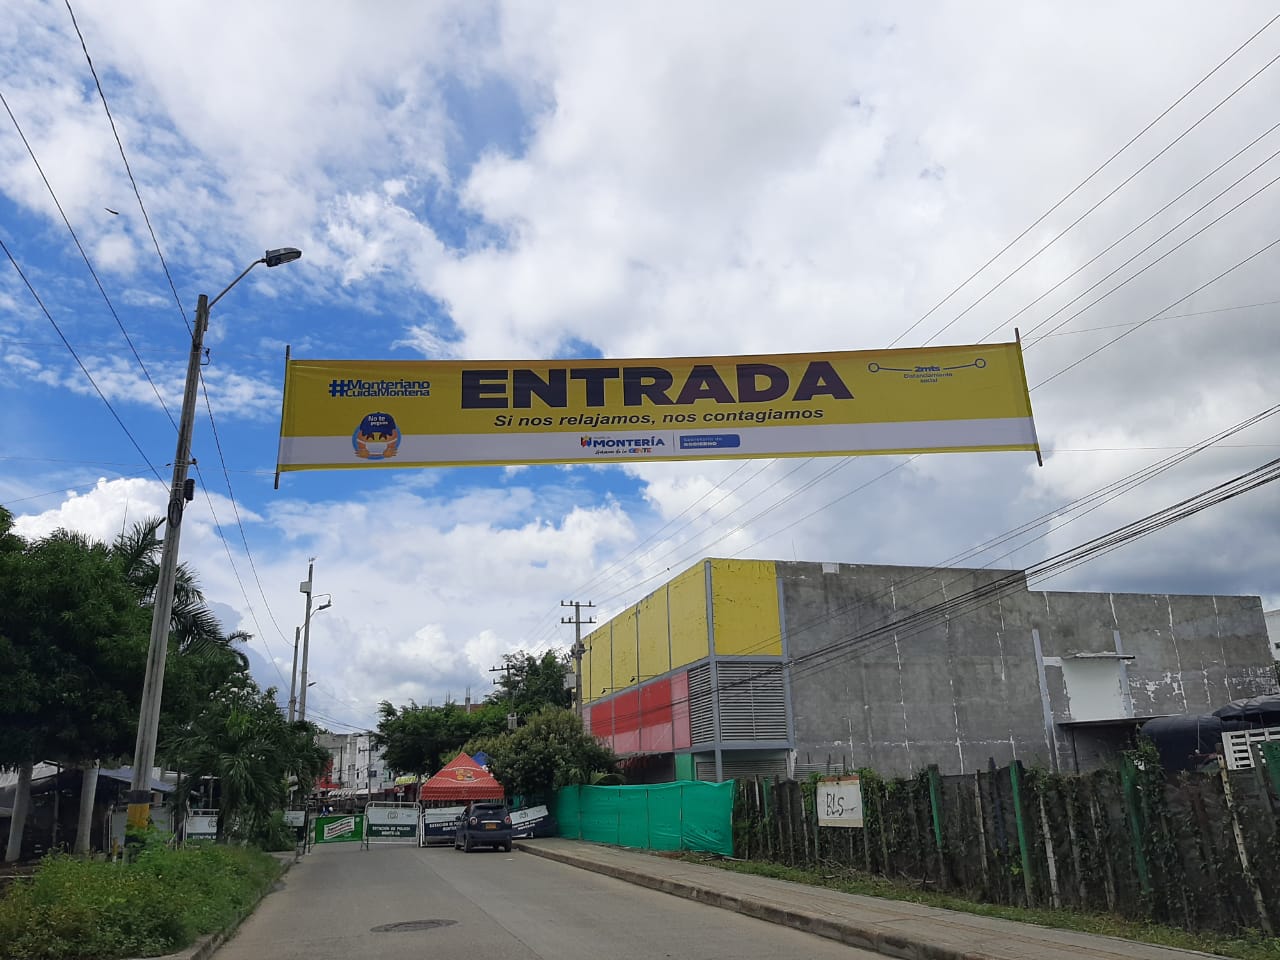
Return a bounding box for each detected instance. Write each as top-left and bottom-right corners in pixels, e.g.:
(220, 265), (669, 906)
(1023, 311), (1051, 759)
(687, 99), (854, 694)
(515, 841), (990, 960)
(138, 851), (297, 960)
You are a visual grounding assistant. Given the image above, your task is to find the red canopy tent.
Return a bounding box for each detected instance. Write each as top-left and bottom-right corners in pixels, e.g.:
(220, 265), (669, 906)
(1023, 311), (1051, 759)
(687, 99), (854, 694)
(418, 752), (505, 803)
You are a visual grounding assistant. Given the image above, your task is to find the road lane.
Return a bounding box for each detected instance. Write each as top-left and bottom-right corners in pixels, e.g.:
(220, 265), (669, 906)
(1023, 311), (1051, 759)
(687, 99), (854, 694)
(219, 843), (881, 960)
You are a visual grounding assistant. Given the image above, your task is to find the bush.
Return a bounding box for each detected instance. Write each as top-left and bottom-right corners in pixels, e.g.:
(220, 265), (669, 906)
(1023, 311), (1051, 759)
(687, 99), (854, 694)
(0, 844), (279, 959)
(247, 810), (297, 852)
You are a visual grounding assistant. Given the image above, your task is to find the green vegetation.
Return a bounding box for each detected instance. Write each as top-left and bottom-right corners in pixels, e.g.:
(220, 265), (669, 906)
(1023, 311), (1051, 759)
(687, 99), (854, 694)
(692, 857), (1280, 960)
(466, 705), (616, 801)
(0, 843), (281, 960)
(167, 686), (328, 844)
(486, 650), (573, 715)
(0, 506), (329, 860)
(373, 700), (509, 779)
(372, 649), (573, 780)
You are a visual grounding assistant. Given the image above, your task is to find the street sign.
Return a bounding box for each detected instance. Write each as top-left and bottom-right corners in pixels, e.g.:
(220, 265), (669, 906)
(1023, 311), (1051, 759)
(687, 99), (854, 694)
(184, 812), (218, 841)
(283, 810), (306, 827)
(510, 804), (553, 838)
(816, 775), (864, 828)
(364, 802), (422, 846)
(314, 814), (364, 843)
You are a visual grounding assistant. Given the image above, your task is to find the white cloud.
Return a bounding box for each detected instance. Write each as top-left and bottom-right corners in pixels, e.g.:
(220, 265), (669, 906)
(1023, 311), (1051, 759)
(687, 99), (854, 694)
(4, 1), (1279, 728)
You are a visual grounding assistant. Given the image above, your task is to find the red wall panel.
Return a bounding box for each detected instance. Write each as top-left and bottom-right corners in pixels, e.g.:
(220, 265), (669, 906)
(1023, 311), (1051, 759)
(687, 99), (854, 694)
(671, 671), (691, 750)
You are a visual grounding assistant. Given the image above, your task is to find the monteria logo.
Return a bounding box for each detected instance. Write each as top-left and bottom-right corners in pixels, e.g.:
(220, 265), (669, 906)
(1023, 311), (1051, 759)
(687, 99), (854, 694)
(579, 436), (666, 449)
(324, 816), (356, 840)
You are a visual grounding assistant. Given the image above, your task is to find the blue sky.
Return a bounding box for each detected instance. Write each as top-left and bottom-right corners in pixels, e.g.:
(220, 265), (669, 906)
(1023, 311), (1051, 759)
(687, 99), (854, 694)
(3, 1), (1279, 733)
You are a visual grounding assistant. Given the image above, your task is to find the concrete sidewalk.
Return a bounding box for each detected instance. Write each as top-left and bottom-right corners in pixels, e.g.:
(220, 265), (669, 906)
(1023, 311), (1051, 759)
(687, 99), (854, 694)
(515, 839), (1219, 960)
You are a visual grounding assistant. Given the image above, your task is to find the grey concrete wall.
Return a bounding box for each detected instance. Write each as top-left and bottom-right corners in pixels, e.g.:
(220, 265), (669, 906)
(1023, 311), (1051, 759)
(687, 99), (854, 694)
(779, 560), (1276, 778)
(782, 561), (1051, 779)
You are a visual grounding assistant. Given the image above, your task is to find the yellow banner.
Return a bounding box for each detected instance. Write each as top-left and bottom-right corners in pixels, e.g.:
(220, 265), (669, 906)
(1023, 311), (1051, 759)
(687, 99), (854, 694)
(275, 342), (1039, 474)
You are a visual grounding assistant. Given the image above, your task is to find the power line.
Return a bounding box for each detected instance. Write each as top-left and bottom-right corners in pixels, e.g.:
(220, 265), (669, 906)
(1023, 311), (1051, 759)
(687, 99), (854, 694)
(886, 10), (1280, 348)
(64, 0), (192, 334)
(197, 372), (296, 652)
(601, 450), (1280, 730)
(594, 402), (1280, 673)
(191, 463), (289, 691)
(535, 17), (1280, 636)
(65, 0), (303, 690)
(581, 196), (1280, 615)
(0, 89), (178, 431)
(1019, 153), (1280, 343)
(0, 236), (163, 483)
(1035, 234), (1280, 389)
(922, 53), (1280, 347)
(980, 122), (1280, 344)
(1026, 297), (1280, 340)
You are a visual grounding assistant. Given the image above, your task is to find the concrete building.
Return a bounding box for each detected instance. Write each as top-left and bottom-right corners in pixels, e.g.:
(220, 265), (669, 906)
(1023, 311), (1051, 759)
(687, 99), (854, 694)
(315, 730), (394, 800)
(1267, 608), (1280, 662)
(578, 558), (1277, 780)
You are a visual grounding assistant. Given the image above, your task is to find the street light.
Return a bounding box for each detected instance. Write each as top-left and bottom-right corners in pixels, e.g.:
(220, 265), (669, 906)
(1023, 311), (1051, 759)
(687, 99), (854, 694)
(289, 590), (331, 723)
(126, 248), (302, 832)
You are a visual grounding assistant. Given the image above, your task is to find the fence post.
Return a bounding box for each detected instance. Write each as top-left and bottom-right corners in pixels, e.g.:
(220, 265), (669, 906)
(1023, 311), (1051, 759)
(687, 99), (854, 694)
(1009, 761), (1034, 906)
(1119, 756), (1152, 898)
(927, 765), (946, 888)
(1087, 787), (1117, 912)
(973, 770), (989, 892)
(1036, 789), (1061, 909)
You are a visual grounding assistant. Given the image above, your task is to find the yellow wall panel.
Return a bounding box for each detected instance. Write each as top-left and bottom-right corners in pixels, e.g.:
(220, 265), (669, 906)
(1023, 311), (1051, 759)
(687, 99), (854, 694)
(584, 623), (610, 703)
(669, 562), (711, 668)
(637, 589), (671, 680)
(710, 558), (781, 656)
(612, 607), (639, 692)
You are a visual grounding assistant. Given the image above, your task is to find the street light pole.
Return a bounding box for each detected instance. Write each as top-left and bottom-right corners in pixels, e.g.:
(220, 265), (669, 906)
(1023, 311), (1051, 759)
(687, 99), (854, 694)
(298, 560), (315, 723)
(288, 626), (301, 723)
(126, 248), (302, 832)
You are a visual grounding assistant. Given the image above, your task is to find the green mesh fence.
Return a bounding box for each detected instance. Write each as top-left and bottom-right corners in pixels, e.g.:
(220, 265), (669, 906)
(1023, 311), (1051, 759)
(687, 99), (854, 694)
(553, 781), (734, 856)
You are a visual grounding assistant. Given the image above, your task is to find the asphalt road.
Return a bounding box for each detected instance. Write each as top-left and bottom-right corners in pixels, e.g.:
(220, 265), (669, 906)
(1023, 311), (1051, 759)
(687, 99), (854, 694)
(218, 841), (882, 960)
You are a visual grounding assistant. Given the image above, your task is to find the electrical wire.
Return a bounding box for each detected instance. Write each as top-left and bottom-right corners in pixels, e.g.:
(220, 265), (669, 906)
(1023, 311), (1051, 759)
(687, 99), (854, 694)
(0, 236), (164, 483)
(1034, 234), (1280, 389)
(1019, 160), (1280, 344)
(587, 402), (1280, 715)
(65, 0), (309, 698)
(530, 18), (1280, 638)
(980, 123), (1280, 344)
(886, 10), (1280, 348)
(0, 89), (178, 430)
(65, 0), (192, 334)
(922, 54), (1280, 347)
(599, 451), (1280, 730)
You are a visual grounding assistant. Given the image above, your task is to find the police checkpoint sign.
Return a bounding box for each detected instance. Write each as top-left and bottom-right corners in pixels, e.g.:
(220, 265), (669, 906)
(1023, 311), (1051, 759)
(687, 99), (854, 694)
(275, 343), (1040, 474)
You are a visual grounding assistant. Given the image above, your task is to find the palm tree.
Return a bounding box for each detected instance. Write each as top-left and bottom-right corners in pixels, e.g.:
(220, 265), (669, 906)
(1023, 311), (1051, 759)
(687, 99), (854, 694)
(168, 687), (327, 842)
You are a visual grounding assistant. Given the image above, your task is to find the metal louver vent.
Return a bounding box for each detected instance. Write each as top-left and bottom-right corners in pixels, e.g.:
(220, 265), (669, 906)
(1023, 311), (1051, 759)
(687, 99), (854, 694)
(715, 661), (787, 742)
(688, 663), (715, 745)
(696, 756), (789, 781)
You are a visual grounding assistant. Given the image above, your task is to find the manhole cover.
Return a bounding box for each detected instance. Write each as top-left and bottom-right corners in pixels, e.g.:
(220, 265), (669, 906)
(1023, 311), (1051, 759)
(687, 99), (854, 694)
(370, 920), (457, 934)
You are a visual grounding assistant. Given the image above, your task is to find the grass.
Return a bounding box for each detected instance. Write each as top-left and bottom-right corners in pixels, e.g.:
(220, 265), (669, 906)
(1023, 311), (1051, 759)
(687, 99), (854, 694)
(686, 856), (1280, 960)
(0, 844), (282, 960)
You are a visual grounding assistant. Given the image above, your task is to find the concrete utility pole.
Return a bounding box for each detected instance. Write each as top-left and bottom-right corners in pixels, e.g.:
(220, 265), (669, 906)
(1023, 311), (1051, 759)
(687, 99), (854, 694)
(298, 560), (315, 723)
(561, 600), (595, 722)
(288, 625), (301, 723)
(490, 661), (517, 729)
(126, 248), (301, 832)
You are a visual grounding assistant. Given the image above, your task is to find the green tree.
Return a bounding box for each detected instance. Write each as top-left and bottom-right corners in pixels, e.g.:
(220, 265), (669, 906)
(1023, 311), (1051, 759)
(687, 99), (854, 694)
(372, 701), (507, 778)
(0, 528), (152, 860)
(486, 650), (572, 716)
(465, 706), (616, 801)
(166, 685), (327, 843)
